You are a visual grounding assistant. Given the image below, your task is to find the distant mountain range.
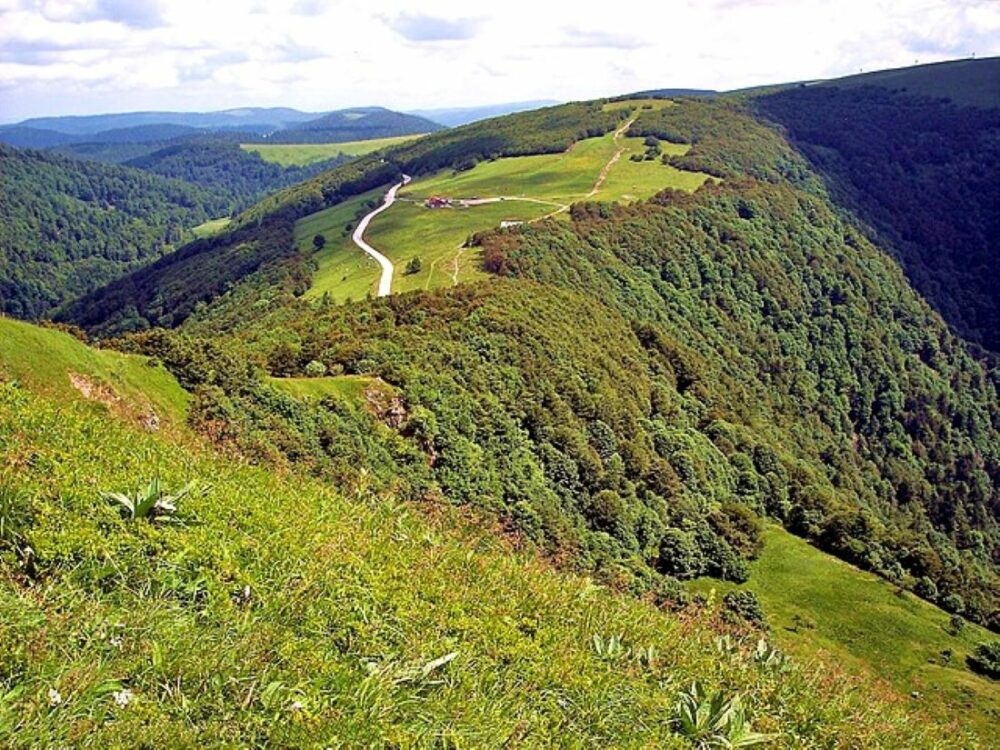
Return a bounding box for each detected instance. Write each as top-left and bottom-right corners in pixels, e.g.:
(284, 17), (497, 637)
(0, 101), (567, 150)
(0, 106), (440, 149)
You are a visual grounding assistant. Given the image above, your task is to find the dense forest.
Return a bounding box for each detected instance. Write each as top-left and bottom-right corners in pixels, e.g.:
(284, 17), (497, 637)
(0, 140), (351, 320)
(124, 142), (351, 212)
(62, 96), (1000, 629)
(0, 145), (231, 319)
(758, 85), (1000, 352)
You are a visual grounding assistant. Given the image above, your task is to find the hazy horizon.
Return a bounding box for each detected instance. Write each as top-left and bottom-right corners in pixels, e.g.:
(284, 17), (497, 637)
(2, 0), (998, 122)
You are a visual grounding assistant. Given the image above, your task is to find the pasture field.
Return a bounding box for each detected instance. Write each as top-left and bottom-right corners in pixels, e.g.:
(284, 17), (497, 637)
(600, 137), (712, 201)
(690, 525), (1000, 737)
(366, 199), (552, 296)
(296, 188), (386, 302)
(404, 133), (622, 204)
(241, 134), (426, 166)
(603, 98), (677, 111)
(298, 108), (712, 302)
(0, 317), (189, 426)
(191, 217), (232, 238)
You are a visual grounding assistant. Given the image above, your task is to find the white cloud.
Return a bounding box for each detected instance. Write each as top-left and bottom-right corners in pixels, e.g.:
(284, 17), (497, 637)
(0, 0), (997, 121)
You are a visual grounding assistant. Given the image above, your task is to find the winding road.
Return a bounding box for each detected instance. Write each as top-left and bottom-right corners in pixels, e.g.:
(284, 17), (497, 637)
(352, 175), (410, 297)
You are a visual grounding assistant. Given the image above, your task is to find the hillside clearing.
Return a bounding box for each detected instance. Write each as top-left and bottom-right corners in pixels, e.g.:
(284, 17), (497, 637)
(0, 317), (188, 427)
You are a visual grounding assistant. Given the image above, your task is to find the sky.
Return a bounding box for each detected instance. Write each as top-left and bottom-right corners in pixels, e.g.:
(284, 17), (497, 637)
(1, 0), (999, 122)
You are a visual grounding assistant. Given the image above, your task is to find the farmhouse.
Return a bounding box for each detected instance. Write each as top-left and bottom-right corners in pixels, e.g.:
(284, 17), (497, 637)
(426, 196), (451, 208)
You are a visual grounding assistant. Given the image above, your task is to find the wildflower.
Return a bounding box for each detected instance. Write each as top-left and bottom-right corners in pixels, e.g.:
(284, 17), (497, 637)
(47, 688), (62, 707)
(289, 699), (304, 712)
(109, 634), (123, 649)
(112, 688), (133, 708)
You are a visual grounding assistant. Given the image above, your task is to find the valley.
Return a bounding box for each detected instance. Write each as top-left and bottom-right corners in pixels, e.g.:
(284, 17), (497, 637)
(2, 37), (999, 748)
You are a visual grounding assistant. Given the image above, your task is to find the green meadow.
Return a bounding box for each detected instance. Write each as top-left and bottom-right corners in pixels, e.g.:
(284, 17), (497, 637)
(602, 98), (677, 112)
(366, 200), (551, 296)
(241, 134), (427, 166)
(268, 374), (388, 402)
(0, 317), (189, 427)
(295, 188), (386, 302)
(690, 526), (1000, 737)
(191, 217), (232, 239)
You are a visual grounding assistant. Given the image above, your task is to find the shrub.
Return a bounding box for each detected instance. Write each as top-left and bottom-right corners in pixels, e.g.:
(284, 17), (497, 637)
(722, 590), (766, 628)
(304, 360), (327, 377)
(657, 528), (706, 579)
(312, 233), (326, 249)
(967, 641), (1000, 680)
(915, 576), (939, 602)
(405, 257), (423, 275)
(941, 593), (965, 614)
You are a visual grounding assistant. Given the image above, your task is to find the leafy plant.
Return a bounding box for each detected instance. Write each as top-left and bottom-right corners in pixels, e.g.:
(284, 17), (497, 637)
(672, 682), (776, 748)
(591, 633), (626, 661)
(752, 639), (791, 674)
(103, 479), (193, 522)
(967, 641), (1000, 680)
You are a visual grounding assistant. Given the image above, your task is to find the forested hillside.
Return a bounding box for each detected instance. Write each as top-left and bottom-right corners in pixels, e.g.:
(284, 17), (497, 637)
(123, 142), (351, 212)
(0, 146), (230, 319)
(263, 106), (442, 143)
(758, 74), (1000, 351)
(58, 93), (999, 644)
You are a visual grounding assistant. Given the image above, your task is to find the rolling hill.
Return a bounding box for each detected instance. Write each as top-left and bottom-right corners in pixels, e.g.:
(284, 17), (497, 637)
(264, 106), (443, 143)
(4, 59), (1000, 743)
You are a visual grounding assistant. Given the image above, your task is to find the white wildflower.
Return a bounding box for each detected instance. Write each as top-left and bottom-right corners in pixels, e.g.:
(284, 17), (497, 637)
(109, 634), (123, 649)
(289, 699), (304, 712)
(47, 688), (62, 707)
(112, 688), (133, 708)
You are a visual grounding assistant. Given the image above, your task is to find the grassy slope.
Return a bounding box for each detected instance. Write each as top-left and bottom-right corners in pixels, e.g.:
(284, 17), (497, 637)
(0, 317), (188, 427)
(242, 134), (427, 166)
(368, 201), (550, 297)
(190, 217), (232, 239)
(0, 370), (968, 747)
(294, 188), (386, 302)
(690, 526), (1000, 736)
(268, 374), (388, 402)
(300, 119), (711, 302)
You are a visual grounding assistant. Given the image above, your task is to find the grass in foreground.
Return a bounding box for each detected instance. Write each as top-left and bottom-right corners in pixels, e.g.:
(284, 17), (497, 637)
(690, 525), (1000, 737)
(241, 134), (427, 166)
(0, 376), (973, 747)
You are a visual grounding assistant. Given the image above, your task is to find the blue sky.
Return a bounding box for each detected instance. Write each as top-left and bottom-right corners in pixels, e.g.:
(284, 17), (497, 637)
(1, 0), (998, 121)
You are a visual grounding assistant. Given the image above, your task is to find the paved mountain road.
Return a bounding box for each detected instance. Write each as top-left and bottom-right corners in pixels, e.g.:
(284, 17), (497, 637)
(352, 175), (410, 297)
